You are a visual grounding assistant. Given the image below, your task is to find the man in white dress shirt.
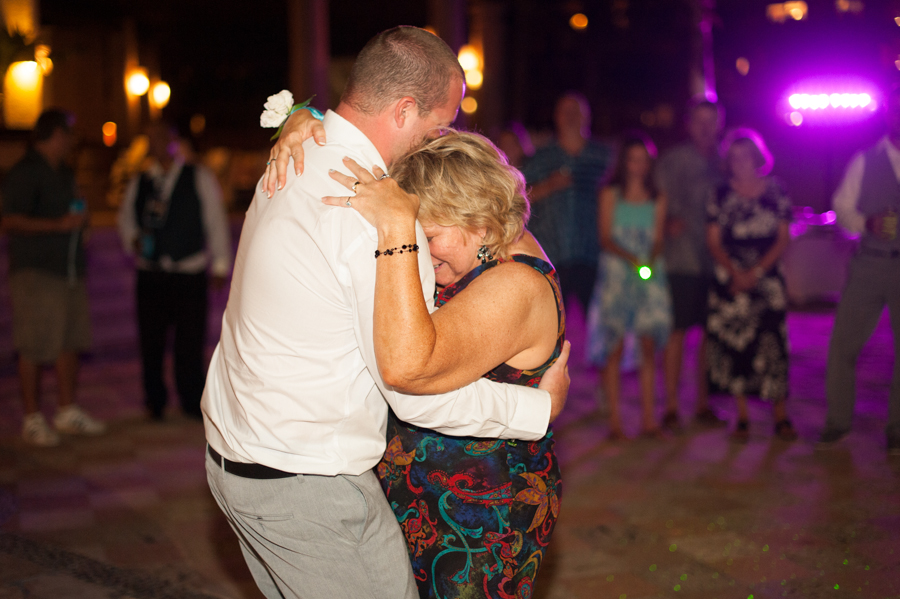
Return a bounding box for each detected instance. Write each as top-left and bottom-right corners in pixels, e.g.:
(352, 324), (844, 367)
(202, 27), (567, 599)
(819, 86), (900, 454)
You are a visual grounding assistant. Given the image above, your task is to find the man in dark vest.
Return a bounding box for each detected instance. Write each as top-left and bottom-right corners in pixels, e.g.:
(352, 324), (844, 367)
(117, 121), (231, 420)
(819, 86), (900, 454)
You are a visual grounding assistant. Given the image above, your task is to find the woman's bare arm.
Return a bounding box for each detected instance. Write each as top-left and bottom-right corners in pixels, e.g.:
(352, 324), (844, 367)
(324, 159), (559, 396)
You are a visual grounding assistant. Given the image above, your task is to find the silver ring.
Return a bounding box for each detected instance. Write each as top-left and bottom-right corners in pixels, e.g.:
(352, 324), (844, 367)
(351, 181), (360, 193)
(379, 173), (391, 180)
(345, 199), (352, 207)
(266, 161), (271, 166)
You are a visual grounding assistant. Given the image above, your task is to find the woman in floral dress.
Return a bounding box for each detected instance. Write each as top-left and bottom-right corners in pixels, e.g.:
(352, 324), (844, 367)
(324, 131), (566, 599)
(705, 129), (796, 442)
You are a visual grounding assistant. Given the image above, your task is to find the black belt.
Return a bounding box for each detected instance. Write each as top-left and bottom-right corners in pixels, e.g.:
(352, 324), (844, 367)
(860, 246), (900, 259)
(208, 445), (297, 479)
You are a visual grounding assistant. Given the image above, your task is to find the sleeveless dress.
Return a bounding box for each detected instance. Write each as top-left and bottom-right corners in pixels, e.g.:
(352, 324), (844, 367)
(376, 254), (565, 599)
(587, 194), (672, 365)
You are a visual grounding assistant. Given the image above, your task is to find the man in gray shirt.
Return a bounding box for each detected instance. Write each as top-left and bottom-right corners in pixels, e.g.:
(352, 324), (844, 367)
(655, 100), (725, 430)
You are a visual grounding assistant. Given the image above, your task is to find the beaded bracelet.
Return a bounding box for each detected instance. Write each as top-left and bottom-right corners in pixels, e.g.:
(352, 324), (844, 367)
(375, 244), (419, 258)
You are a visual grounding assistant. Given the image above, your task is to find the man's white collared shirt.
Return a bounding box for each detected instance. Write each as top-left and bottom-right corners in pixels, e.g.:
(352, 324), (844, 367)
(202, 110), (550, 476)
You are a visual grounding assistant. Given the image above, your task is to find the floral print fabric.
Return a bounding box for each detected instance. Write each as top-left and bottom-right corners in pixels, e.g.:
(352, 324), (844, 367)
(706, 180), (791, 401)
(376, 254), (565, 599)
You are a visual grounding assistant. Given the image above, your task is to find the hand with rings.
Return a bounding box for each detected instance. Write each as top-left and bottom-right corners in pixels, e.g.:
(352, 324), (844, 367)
(263, 109), (328, 198)
(322, 157), (419, 232)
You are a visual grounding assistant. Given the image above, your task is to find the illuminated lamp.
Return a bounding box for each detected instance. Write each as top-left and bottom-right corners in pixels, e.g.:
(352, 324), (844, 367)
(126, 68), (150, 96)
(569, 13), (588, 30)
(460, 96), (477, 114)
(3, 61), (43, 129)
(151, 81), (171, 108)
(190, 114), (206, 135)
(789, 111), (803, 126)
(102, 122), (117, 147)
(457, 45), (480, 72)
(465, 69), (483, 90)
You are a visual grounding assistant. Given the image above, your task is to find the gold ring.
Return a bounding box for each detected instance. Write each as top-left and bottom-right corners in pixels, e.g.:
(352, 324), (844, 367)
(352, 181), (360, 193)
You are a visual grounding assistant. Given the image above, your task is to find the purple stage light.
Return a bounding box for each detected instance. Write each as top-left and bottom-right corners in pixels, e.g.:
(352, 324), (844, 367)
(787, 92), (873, 111)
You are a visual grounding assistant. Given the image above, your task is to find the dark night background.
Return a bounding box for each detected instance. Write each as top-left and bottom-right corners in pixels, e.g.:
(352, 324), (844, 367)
(36, 0), (900, 209)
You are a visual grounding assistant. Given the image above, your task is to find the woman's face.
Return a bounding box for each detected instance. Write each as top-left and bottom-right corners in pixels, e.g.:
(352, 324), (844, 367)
(624, 144), (651, 181)
(421, 222), (486, 287)
(728, 143), (759, 181)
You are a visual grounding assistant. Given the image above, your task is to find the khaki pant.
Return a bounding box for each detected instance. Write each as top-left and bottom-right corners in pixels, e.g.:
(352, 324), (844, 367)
(10, 269), (91, 363)
(206, 450), (417, 599)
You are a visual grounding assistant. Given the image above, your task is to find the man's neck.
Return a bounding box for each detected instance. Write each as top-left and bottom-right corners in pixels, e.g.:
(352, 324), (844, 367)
(335, 103), (394, 167)
(557, 130), (587, 155)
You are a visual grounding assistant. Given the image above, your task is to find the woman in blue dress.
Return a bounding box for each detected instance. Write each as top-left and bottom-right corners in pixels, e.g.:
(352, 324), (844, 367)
(324, 131), (567, 599)
(587, 135), (673, 439)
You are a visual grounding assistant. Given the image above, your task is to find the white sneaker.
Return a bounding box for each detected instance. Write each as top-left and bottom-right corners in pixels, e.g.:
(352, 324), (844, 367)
(23, 413), (61, 447)
(54, 405), (106, 436)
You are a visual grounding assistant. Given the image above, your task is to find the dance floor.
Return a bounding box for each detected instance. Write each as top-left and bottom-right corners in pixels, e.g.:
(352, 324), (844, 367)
(0, 226), (897, 599)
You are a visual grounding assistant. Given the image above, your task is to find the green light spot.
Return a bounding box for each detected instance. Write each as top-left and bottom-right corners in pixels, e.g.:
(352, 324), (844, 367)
(748, 595), (754, 599)
(781, 580), (786, 585)
(865, 566), (870, 571)
(681, 574), (688, 581)
(763, 545), (769, 552)
(606, 575), (614, 582)
(835, 584), (840, 590)
(674, 585), (681, 592)
(712, 573), (719, 579)
(843, 559), (848, 565)
(639, 265), (652, 279)
(619, 595), (627, 599)
(669, 544), (678, 552)
(649, 564), (657, 572)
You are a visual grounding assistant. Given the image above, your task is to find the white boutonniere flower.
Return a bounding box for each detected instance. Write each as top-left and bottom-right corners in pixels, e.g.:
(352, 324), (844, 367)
(260, 90), (295, 128)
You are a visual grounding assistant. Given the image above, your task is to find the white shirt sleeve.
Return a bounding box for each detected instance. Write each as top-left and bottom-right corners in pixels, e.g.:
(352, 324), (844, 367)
(194, 166), (233, 277)
(117, 175), (141, 256)
(832, 152), (866, 235)
(344, 218), (551, 442)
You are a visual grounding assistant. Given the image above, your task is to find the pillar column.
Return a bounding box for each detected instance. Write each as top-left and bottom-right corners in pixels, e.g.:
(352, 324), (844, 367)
(288, 0), (330, 107)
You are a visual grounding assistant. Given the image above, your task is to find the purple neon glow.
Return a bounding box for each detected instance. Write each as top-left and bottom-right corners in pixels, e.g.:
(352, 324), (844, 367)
(788, 93), (873, 110)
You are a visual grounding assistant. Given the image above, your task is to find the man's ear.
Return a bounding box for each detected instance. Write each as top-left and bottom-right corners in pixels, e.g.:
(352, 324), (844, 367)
(393, 96), (418, 129)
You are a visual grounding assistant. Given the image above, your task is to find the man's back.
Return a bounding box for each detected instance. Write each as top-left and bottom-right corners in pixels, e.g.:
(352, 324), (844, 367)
(203, 111), (393, 475)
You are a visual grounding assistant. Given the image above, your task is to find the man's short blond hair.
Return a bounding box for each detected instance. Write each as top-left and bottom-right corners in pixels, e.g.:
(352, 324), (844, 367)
(391, 131), (530, 259)
(342, 26), (464, 116)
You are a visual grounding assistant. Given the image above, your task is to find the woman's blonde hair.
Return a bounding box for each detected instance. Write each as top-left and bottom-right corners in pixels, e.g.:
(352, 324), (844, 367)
(390, 130), (530, 259)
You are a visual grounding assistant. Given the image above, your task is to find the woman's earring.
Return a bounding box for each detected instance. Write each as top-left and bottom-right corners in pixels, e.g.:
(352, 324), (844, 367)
(477, 245), (493, 264)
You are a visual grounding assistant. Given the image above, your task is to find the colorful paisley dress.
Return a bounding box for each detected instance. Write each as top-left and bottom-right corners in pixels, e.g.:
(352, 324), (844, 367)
(376, 254), (565, 599)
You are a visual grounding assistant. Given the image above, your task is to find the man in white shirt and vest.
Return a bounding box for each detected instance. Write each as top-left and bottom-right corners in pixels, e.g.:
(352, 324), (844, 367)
(202, 27), (568, 599)
(819, 86), (900, 454)
(118, 121), (232, 420)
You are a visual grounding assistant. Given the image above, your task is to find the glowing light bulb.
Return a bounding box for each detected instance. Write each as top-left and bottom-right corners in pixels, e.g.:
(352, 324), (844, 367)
(460, 96), (478, 114)
(569, 13), (588, 30)
(126, 68), (150, 96)
(789, 111), (803, 126)
(151, 81), (171, 108)
(457, 45), (480, 71)
(859, 93), (872, 107)
(789, 94), (800, 109)
(638, 266), (652, 280)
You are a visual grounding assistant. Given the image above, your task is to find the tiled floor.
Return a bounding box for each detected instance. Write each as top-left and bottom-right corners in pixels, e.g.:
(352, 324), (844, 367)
(0, 227), (898, 598)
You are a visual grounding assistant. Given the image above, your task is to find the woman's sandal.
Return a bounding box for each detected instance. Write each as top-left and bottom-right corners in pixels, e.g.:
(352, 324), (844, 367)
(774, 419), (798, 442)
(730, 419), (750, 443)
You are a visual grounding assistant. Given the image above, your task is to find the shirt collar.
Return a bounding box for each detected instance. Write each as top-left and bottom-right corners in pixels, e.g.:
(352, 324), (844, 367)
(322, 110), (388, 173)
